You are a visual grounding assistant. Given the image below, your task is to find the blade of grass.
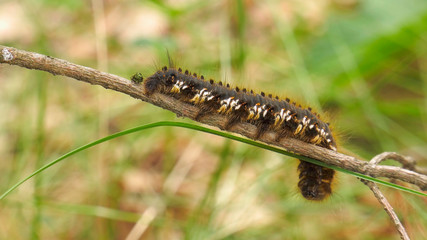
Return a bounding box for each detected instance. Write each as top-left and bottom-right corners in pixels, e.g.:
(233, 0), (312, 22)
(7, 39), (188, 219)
(1, 121), (425, 200)
(47, 201), (141, 222)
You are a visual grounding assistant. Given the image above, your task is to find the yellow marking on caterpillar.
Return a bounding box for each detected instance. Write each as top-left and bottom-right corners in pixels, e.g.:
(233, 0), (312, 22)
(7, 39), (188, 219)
(294, 124), (303, 135)
(190, 95), (200, 103)
(171, 85), (180, 93)
(218, 105), (227, 114)
(274, 115), (282, 126)
(310, 135), (322, 145)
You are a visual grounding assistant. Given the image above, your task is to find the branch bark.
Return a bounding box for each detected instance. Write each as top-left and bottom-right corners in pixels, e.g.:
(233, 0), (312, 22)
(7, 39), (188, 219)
(1, 45), (427, 192)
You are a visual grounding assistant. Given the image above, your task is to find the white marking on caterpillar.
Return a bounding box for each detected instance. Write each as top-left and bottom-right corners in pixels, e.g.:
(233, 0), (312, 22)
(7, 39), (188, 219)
(171, 80), (186, 93)
(302, 116), (310, 126)
(218, 97), (235, 114)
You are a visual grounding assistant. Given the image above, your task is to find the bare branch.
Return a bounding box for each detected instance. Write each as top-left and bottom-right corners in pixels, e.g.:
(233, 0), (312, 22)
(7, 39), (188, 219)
(359, 153), (415, 240)
(1, 45), (427, 192)
(361, 179), (410, 240)
(370, 152), (427, 176)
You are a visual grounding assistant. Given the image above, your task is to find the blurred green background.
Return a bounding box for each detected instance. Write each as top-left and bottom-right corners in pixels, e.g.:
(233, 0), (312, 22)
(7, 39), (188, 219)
(1, 0), (426, 239)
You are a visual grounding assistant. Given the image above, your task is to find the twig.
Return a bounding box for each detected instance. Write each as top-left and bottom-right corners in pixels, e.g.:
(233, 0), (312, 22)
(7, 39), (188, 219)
(370, 152), (427, 176)
(360, 152), (416, 240)
(361, 179), (410, 240)
(1, 45), (427, 192)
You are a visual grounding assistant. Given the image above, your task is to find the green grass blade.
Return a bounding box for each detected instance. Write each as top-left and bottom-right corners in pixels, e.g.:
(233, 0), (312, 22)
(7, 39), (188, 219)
(1, 121), (425, 200)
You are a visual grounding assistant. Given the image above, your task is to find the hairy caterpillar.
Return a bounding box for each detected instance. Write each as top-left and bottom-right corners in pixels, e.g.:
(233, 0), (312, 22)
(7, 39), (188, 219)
(142, 66), (336, 201)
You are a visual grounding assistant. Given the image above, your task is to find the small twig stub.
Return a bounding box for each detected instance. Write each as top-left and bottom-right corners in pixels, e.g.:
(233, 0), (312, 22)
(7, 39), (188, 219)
(1, 48), (13, 61)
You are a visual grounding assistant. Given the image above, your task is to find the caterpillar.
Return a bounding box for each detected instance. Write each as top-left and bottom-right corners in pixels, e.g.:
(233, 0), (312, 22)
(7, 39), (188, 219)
(142, 66), (336, 201)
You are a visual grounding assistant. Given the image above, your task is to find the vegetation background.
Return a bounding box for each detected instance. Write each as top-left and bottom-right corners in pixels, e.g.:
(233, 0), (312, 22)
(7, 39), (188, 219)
(1, 0), (426, 239)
